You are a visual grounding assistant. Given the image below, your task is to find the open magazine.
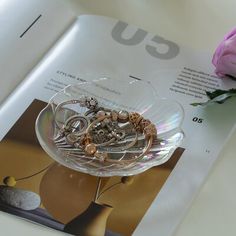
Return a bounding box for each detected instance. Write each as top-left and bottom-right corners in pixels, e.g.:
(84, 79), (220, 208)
(1, 1), (236, 236)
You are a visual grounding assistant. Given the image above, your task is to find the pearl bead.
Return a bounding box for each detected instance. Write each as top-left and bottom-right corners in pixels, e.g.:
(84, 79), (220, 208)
(118, 110), (129, 122)
(96, 110), (106, 118)
(85, 143), (97, 155)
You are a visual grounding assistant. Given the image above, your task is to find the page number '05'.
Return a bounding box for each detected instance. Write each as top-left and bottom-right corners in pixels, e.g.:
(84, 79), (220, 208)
(192, 117), (203, 123)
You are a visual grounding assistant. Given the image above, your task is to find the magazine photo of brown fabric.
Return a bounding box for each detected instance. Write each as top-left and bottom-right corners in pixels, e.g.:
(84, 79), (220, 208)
(0, 99), (184, 236)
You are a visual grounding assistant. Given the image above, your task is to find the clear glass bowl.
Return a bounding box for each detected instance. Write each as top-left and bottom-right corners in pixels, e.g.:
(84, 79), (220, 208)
(35, 78), (184, 176)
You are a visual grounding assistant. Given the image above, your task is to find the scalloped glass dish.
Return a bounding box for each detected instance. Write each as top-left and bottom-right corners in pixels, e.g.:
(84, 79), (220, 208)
(35, 78), (184, 176)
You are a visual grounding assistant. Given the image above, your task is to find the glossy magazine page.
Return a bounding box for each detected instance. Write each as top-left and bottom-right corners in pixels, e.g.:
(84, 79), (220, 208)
(0, 15), (236, 236)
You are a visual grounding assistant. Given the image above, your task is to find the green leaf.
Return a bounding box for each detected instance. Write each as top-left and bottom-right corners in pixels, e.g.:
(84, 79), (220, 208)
(205, 89), (229, 99)
(191, 89), (236, 106)
(190, 102), (203, 106)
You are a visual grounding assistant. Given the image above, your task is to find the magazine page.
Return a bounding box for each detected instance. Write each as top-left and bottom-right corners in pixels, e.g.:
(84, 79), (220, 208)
(0, 0), (76, 104)
(0, 15), (236, 236)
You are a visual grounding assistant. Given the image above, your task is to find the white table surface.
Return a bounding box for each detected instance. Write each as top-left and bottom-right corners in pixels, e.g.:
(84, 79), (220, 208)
(1, 1), (236, 235)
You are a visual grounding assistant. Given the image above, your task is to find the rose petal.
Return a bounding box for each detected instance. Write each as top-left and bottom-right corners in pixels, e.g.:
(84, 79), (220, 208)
(224, 27), (236, 40)
(212, 40), (236, 67)
(212, 27), (236, 77)
(215, 54), (236, 78)
(212, 42), (225, 66)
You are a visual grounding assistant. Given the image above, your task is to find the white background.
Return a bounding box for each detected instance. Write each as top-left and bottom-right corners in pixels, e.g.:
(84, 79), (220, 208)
(0, 1), (236, 235)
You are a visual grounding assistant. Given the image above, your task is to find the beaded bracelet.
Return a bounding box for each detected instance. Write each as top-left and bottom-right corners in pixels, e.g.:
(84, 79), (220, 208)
(53, 97), (157, 163)
(80, 112), (157, 162)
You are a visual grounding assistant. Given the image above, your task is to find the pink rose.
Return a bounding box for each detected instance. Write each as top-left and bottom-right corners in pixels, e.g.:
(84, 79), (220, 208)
(212, 27), (236, 79)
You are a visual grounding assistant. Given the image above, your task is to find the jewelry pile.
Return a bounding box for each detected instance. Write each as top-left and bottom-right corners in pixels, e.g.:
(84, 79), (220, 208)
(53, 96), (157, 165)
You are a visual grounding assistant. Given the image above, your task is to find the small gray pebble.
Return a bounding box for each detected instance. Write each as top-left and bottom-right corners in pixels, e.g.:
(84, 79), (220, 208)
(0, 185), (41, 211)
